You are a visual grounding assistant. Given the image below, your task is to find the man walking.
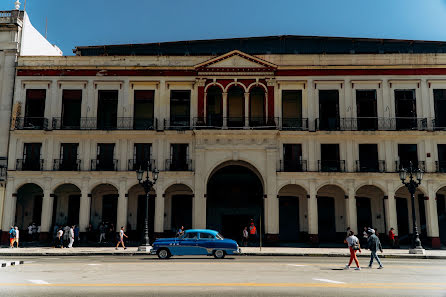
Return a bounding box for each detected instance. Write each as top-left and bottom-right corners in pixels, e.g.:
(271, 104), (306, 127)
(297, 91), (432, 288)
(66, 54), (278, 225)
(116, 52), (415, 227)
(13, 226), (19, 248)
(115, 226), (128, 250)
(242, 226), (249, 247)
(68, 226), (75, 248)
(249, 221), (257, 246)
(99, 223), (106, 243)
(388, 227), (396, 248)
(9, 226), (15, 248)
(57, 228), (64, 249)
(367, 229), (383, 269)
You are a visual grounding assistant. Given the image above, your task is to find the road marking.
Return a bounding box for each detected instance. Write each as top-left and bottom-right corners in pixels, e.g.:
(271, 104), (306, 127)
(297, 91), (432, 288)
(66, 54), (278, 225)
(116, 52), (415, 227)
(313, 278), (345, 284)
(87, 264), (101, 266)
(287, 264), (306, 267)
(28, 280), (50, 285)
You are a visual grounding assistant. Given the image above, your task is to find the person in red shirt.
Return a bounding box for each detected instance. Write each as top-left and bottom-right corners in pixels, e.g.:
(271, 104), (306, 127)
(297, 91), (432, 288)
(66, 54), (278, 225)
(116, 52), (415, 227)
(388, 228), (396, 249)
(249, 221), (257, 246)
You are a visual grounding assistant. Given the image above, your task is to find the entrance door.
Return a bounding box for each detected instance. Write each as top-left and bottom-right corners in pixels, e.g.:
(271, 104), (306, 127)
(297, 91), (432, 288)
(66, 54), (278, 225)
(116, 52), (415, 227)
(67, 195), (80, 226)
(396, 197), (409, 244)
(171, 195), (192, 231)
(33, 196), (43, 225)
(319, 90), (339, 130)
(317, 197), (336, 242)
(97, 90), (118, 129)
(434, 89), (446, 129)
(279, 197), (299, 241)
(102, 194), (118, 226)
(206, 86), (223, 127)
(134, 90), (154, 129)
(395, 90), (417, 130)
(61, 90), (82, 129)
(356, 90), (377, 130)
(356, 197), (372, 230)
(24, 89), (46, 129)
(437, 195), (446, 245)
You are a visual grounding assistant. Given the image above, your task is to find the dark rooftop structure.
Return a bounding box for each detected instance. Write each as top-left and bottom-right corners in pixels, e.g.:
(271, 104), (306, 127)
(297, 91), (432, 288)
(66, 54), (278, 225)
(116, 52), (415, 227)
(73, 35), (446, 57)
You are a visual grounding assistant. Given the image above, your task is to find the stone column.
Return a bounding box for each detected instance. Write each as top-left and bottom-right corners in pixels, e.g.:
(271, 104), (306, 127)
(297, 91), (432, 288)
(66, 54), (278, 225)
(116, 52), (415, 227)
(244, 92), (250, 128)
(1, 181), (15, 244)
(78, 182), (91, 234)
(345, 184), (358, 234)
(154, 194), (164, 236)
(222, 92), (228, 128)
(307, 180), (318, 244)
(0, 184), (5, 233)
(193, 148), (206, 229)
(116, 180), (128, 231)
(384, 185), (398, 237)
(40, 189), (54, 241)
(265, 148), (278, 242)
(426, 184), (440, 248)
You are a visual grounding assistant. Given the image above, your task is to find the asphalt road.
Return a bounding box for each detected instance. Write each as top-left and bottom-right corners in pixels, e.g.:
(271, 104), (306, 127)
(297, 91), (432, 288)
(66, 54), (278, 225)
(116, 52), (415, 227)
(0, 255), (445, 297)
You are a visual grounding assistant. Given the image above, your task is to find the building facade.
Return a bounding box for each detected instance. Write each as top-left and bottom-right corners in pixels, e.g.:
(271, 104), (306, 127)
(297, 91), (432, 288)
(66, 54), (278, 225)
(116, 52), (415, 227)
(1, 36), (446, 247)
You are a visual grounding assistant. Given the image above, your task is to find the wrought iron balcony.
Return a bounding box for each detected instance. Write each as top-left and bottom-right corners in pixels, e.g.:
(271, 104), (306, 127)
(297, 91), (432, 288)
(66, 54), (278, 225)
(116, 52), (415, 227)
(53, 159), (81, 171)
(226, 117), (245, 128)
(318, 160), (346, 172)
(431, 119), (446, 131)
(393, 117), (427, 131)
(164, 116), (191, 130)
(91, 159), (118, 171)
(315, 118), (340, 131)
(280, 118), (309, 131)
(14, 117), (49, 130)
(133, 118), (157, 130)
(355, 160), (386, 172)
(16, 159), (44, 171)
(249, 117), (278, 129)
(193, 116), (223, 129)
(435, 161), (446, 173)
(128, 159), (155, 171)
(277, 160), (308, 172)
(395, 160), (425, 172)
(52, 118), (81, 130)
(165, 159), (193, 171)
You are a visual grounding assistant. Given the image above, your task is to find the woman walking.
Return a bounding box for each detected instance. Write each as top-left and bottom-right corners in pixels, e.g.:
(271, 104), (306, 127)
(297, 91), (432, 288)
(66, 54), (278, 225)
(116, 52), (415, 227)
(345, 230), (361, 270)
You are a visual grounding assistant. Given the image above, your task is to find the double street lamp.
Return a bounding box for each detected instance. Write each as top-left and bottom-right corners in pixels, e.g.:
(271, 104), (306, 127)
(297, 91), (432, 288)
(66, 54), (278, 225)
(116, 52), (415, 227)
(136, 161), (159, 251)
(398, 161), (425, 254)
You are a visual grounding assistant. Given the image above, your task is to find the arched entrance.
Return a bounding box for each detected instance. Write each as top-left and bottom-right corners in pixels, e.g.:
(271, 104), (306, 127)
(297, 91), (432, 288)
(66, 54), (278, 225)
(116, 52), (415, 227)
(206, 86), (223, 127)
(317, 185), (345, 243)
(15, 183), (43, 241)
(227, 86), (245, 127)
(436, 187), (446, 247)
(355, 185), (385, 234)
(277, 184), (308, 242)
(206, 163), (263, 241)
(127, 184), (155, 241)
(164, 184), (193, 234)
(90, 184), (118, 230)
(53, 184), (81, 228)
(249, 86), (266, 126)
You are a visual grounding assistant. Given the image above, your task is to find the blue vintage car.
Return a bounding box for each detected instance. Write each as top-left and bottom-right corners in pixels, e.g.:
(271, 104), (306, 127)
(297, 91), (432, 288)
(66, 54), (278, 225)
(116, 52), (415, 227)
(151, 229), (240, 259)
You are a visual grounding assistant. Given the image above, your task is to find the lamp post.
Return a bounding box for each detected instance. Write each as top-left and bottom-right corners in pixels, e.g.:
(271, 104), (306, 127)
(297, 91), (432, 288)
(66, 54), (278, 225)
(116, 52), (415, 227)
(398, 161), (425, 254)
(136, 161), (159, 252)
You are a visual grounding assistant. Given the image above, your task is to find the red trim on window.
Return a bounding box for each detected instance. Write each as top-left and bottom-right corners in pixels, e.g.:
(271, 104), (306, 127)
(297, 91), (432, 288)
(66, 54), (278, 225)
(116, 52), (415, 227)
(197, 86), (205, 118)
(267, 85), (274, 120)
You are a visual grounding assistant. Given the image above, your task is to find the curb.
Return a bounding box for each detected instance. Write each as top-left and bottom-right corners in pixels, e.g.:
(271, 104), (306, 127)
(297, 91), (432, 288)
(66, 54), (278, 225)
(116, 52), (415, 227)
(0, 252), (444, 259)
(1, 260), (25, 267)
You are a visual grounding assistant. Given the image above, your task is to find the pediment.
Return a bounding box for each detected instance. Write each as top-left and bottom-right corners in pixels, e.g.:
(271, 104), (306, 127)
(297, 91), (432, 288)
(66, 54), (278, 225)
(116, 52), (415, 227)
(195, 50), (276, 72)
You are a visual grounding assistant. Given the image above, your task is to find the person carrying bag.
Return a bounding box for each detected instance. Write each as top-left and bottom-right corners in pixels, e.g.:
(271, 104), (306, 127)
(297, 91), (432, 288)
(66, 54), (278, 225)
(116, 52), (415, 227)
(345, 230), (362, 270)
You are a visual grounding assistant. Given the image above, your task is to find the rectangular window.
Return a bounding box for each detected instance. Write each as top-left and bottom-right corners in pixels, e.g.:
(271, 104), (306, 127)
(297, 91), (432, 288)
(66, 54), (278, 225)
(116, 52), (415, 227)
(282, 90), (303, 129)
(59, 143), (79, 171)
(356, 90), (377, 130)
(318, 90), (339, 130)
(283, 144), (303, 172)
(23, 143), (42, 171)
(395, 90), (417, 130)
(133, 143), (152, 170)
(437, 144), (446, 173)
(134, 90), (155, 129)
(398, 144), (418, 170)
(170, 90), (190, 127)
(320, 144), (341, 172)
(170, 144), (189, 171)
(358, 144), (379, 172)
(24, 89), (46, 129)
(61, 90), (82, 129)
(97, 90), (118, 129)
(434, 89), (446, 129)
(96, 143), (115, 171)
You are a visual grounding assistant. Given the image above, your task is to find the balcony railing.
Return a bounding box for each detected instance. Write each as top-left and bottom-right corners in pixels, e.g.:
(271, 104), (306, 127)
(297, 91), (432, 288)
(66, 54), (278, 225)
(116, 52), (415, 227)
(316, 118), (340, 131)
(395, 160), (426, 172)
(52, 118), (81, 130)
(355, 160), (385, 172)
(315, 117), (427, 131)
(277, 160), (308, 172)
(91, 159), (118, 171)
(249, 117), (278, 129)
(164, 116), (191, 130)
(14, 117), (49, 130)
(52, 117), (158, 130)
(280, 118), (309, 131)
(318, 160), (346, 172)
(53, 159), (81, 171)
(435, 161), (446, 173)
(431, 119), (446, 131)
(226, 117), (245, 128)
(16, 159), (44, 171)
(193, 116), (223, 129)
(394, 117), (427, 131)
(133, 118), (157, 130)
(165, 159), (193, 171)
(128, 159), (155, 171)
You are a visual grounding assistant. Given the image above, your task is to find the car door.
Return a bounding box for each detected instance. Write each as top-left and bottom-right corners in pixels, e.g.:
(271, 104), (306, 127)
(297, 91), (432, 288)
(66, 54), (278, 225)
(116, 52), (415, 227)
(198, 232), (216, 255)
(178, 231), (200, 255)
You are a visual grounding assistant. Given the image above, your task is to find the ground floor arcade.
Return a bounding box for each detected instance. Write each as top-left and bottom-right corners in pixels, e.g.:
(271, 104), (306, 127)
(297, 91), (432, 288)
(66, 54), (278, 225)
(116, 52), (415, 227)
(1, 163), (445, 248)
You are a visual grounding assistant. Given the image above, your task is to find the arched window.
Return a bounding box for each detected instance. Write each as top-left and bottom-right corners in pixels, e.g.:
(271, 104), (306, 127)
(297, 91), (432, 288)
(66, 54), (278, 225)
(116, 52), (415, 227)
(227, 86), (244, 127)
(206, 86), (223, 127)
(249, 86), (265, 126)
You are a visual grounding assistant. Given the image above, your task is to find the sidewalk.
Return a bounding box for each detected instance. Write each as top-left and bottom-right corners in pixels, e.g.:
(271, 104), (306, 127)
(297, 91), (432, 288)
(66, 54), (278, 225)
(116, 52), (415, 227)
(1, 246), (446, 259)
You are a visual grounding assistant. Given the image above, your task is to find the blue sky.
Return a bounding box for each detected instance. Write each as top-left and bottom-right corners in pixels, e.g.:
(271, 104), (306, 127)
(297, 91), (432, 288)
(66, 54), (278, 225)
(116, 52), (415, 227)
(2, 0), (446, 56)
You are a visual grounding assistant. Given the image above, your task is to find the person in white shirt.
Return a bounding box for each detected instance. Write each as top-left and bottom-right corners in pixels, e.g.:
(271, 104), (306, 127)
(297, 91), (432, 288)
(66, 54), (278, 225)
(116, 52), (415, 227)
(28, 224), (33, 241)
(13, 226), (19, 248)
(57, 228), (64, 249)
(115, 226), (128, 250)
(68, 226), (75, 248)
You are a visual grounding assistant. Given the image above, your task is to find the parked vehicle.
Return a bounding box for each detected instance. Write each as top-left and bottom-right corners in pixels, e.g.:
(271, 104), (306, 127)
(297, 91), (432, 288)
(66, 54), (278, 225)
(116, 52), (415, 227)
(151, 229), (240, 259)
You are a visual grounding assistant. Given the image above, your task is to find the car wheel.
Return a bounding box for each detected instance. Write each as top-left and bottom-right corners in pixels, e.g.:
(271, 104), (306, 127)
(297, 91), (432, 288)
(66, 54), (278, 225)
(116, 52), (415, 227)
(213, 249), (225, 259)
(157, 248), (171, 259)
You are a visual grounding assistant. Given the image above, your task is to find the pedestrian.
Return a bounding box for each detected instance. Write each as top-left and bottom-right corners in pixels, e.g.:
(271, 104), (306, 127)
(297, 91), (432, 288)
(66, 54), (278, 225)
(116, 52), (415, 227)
(115, 226), (128, 250)
(27, 223), (33, 241)
(74, 225), (80, 245)
(249, 221), (257, 246)
(31, 222), (37, 241)
(63, 225), (70, 247)
(177, 226), (185, 237)
(57, 228), (64, 249)
(367, 229), (384, 269)
(37, 225), (41, 240)
(13, 226), (19, 248)
(9, 226), (15, 248)
(68, 225), (75, 248)
(344, 230), (361, 270)
(99, 223), (106, 243)
(242, 227), (249, 247)
(361, 226), (368, 247)
(388, 228), (396, 248)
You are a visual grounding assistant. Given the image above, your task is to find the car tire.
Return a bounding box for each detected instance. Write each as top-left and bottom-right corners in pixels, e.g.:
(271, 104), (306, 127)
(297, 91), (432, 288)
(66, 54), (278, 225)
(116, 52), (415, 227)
(157, 248), (171, 259)
(213, 249), (225, 259)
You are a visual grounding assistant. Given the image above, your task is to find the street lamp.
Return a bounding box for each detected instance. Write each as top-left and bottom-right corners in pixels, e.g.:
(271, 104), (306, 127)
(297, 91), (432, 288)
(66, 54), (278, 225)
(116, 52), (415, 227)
(136, 161), (159, 251)
(398, 161), (425, 254)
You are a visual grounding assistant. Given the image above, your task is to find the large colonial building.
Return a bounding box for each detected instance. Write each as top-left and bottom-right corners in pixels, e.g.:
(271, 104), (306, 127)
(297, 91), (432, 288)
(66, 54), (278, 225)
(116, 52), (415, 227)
(1, 34), (446, 247)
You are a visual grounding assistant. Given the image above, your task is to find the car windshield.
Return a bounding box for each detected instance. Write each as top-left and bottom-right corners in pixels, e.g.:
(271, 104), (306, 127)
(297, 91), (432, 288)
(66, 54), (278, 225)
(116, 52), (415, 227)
(216, 233), (224, 240)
